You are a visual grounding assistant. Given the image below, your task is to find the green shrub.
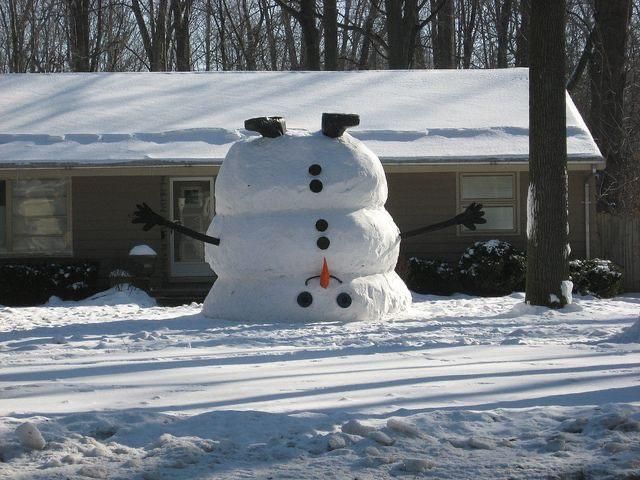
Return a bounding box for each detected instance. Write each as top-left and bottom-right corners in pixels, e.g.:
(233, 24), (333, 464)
(570, 259), (623, 298)
(406, 257), (459, 295)
(0, 262), (98, 306)
(458, 240), (526, 296)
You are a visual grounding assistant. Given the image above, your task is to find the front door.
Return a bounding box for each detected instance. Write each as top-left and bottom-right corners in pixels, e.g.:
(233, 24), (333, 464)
(169, 178), (215, 277)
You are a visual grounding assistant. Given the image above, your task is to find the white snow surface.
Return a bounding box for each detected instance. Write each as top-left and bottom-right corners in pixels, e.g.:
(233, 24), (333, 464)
(1, 289), (639, 479)
(0, 70), (602, 166)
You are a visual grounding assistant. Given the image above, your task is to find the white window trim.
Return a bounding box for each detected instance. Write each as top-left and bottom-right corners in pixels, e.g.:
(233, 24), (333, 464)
(457, 172), (520, 236)
(168, 176), (215, 277)
(0, 176), (73, 257)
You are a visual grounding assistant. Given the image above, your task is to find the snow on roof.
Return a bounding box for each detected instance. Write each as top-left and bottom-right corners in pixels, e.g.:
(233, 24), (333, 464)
(0, 69), (602, 167)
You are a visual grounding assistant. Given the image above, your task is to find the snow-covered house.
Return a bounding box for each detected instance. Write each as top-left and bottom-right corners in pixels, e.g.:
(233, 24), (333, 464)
(0, 69), (603, 298)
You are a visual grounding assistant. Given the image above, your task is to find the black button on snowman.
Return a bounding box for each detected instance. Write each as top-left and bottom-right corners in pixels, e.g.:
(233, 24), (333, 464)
(132, 113), (486, 322)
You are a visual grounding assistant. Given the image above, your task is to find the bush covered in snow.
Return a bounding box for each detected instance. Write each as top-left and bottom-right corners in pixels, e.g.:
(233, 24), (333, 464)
(404, 242), (625, 299)
(570, 259), (623, 298)
(0, 262), (98, 306)
(458, 240), (526, 296)
(406, 258), (458, 295)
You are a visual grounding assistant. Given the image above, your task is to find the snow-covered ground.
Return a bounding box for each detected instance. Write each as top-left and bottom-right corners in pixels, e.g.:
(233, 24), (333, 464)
(1, 288), (638, 479)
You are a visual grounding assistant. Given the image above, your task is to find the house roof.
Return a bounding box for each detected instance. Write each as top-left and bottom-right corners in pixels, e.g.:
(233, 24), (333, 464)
(0, 69), (602, 168)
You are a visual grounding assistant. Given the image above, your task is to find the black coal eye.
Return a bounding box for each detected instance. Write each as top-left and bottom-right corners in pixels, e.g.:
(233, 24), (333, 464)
(309, 180), (323, 193)
(308, 164), (322, 176)
(297, 291), (313, 308)
(336, 293), (352, 308)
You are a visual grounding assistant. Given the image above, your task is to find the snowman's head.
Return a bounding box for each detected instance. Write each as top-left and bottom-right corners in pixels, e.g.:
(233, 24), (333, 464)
(214, 114), (388, 215)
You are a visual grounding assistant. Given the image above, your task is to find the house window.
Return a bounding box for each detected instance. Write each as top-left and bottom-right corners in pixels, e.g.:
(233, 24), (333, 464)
(459, 174), (517, 233)
(0, 178), (71, 255)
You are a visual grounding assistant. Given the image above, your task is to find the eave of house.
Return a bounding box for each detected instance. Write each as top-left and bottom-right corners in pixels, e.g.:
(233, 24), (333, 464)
(0, 155), (604, 177)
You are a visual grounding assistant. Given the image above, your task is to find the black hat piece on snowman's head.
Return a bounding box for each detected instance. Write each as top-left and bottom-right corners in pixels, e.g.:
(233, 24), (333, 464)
(244, 116), (287, 138)
(322, 113), (360, 138)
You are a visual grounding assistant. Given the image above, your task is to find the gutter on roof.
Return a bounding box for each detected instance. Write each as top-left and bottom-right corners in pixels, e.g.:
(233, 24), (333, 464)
(0, 154), (605, 171)
(379, 154), (605, 164)
(0, 159), (224, 169)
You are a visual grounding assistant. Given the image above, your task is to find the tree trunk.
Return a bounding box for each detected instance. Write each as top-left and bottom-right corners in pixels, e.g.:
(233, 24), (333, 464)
(172, 0), (191, 71)
(323, 0), (338, 70)
(261, 0), (279, 70)
(515, 0), (529, 66)
(299, 0), (321, 69)
(8, 0), (26, 72)
(90, 0), (103, 71)
(589, 0), (633, 211)
(205, 0), (212, 70)
(432, 0), (455, 68)
(275, 0), (320, 70)
(216, 0), (228, 70)
(526, 0), (569, 307)
(358, 1), (378, 69)
(153, 0), (169, 71)
(67, 0), (91, 72)
(460, 0), (479, 69)
(338, 0), (352, 69)
(281, 9), (298, 69)
(131, 0), (170, 71)
(495, 0), (512, 68)
(385, 0), (418, 69)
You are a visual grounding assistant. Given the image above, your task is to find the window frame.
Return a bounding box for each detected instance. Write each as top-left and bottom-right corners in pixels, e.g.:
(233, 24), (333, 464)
(0, 176), (73, 257)
(456, 172), (520, 236)
(168, 176), (215, 278)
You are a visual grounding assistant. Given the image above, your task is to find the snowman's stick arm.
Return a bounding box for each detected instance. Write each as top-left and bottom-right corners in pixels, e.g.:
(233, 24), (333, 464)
(165, 221), (221, 246)
(132, 203), (220, 246)
(400, 202), (486, 239)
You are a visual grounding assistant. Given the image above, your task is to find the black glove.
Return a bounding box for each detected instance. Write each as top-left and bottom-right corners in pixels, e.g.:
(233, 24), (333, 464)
(132, 203), (167, 231)
(454, 202), (487, 231)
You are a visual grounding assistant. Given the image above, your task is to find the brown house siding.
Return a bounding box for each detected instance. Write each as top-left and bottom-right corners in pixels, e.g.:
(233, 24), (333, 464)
(67, 169), (597, 290)
(387, 171), (594, 261)
(72, 176), (164, 284)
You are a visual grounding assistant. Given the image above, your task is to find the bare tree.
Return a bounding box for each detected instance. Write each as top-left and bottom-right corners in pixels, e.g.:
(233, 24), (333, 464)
(274, 0), (320, 70)
(514, 0), (529, 66)
(526, 0), (570, 307)
(67, 0), (90, 71)
(459, 0), (479, 68)
(432, 0), (454, 68)
(172, 0), (191, 70)
(589, 0), (633, 211)
(131, 0), (172, 71)
(322, 0), (337, 69)
(495, 0), (512, 67)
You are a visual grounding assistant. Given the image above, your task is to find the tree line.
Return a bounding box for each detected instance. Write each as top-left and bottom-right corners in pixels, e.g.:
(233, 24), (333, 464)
(0, 0), (637, 211)
(0, 0), (541, 72)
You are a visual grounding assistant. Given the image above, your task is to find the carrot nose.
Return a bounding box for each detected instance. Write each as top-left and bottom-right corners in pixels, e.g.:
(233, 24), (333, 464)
(320, 258), (330, 289)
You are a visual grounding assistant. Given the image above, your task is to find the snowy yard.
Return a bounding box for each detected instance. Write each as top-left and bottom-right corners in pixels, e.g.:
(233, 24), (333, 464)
(1, 289), (639, 479)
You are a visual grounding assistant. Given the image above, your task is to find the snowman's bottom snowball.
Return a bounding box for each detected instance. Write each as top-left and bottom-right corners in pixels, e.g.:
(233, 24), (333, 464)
(202, 271), (411, 322)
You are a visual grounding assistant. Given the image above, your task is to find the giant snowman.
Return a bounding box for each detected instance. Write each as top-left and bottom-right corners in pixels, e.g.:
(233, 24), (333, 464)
(132, 114), (484, 322)
(203, 114), (410, 322)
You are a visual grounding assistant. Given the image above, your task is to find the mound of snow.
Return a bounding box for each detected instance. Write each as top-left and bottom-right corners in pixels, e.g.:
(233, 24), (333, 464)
(607, 318), (640, 343)
(386, 418), (423, 438)
(15, 422), (46, 450)
(46, 286), (156, 308)
(401, 458), (434, 473)
(341, 419), (376, 437)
